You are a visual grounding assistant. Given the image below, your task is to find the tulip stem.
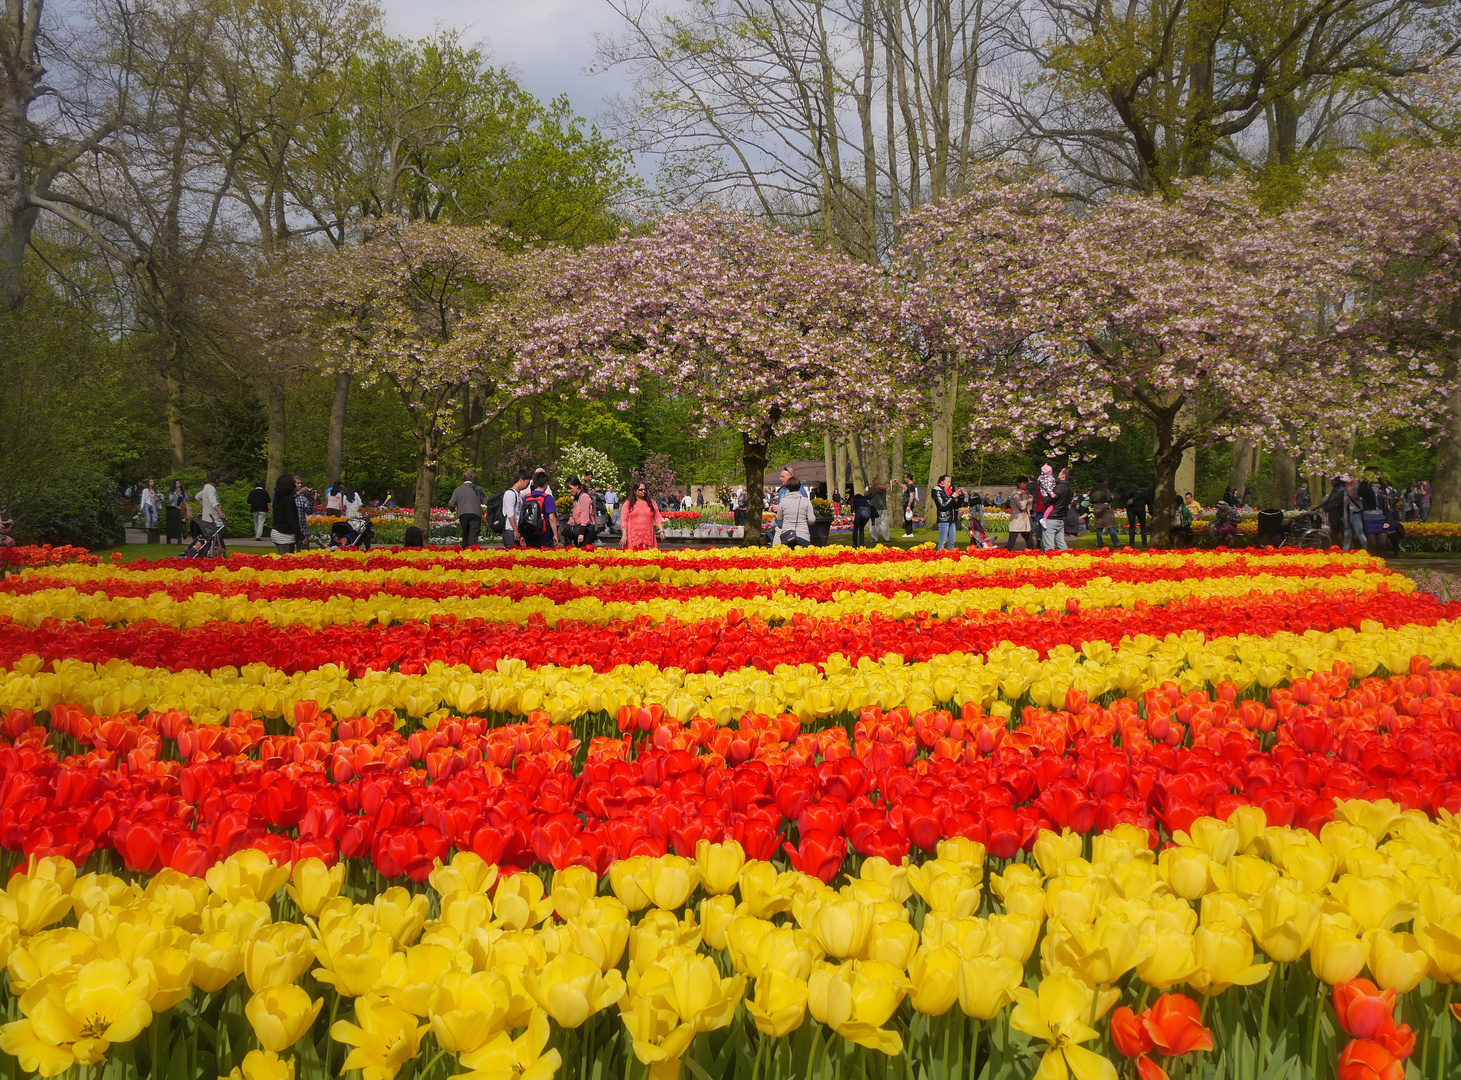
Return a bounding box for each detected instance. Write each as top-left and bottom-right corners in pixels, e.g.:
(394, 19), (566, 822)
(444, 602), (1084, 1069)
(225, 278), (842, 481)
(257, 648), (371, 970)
(1439, 985), (1455, 1080)
(422, 1047), (450, 1078)
(941, 1011), (951, 1079)
(322, 992), (340, 1079)
(1256, 964), (1275, 1076)
(970, 1018), (981, 1080)
(751, 1031), (766, 1080)
(1308, 977), (1324, 1080)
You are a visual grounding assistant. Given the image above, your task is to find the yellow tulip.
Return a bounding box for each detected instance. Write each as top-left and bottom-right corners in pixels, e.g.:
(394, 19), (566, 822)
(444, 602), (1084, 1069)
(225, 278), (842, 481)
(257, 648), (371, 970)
(428, 852), (498, 898)
(377, 942), (465, 1016)
(1245, 881), (1322, 963)
(618, 991), (697, 1080)
(222, 1049), (295, 1080)
(991, 863), (1044, 898)
(1367, 929), (1431, 993)
(745, 969), (808, 1036)
(493, 873), (555, 931)
(1333, 798), (1405, 843)
(910, 945), (961, 1016)
(310, 925), (396, 998)
(0, 872), (72, 936)
(524, 952), (627, 1028)
(1310, 920), (1369, 985)
(135, 946), (195, 1011)
(937, 837), (987, 871)
(859, 857), (914, 903)
(644, 949), (745, 1032)
(286, 859), (345, 917)
(1091, 824), (1154, 866)
(908, 860), (982, 918)
(1009, 971), (1118, 1080)
(1188, 920), (1272, 996)
(0, 956), (153, 1076)
(695, 839), (746, 895)
(1227, 805), (1268, 855)
(246, 984), (322, 1052)
(367, 888), (429, 948)
(1215, 855), (1279, 898)
(427, 970), (512, 1054)
(202, 897), (271, 941)
(798, 894), (875, 960)
(1045, 876), (1103, 924)
(866, 919), (920, 969)
(699, 895), (738, 952)
(458, 1007), (561, 1078)
(204, 850), (290, 905)
(329, 993), (428, 1080)
(1053, 914), (1155, 986)
(437, 889), (494, 937)
(1001, 884), (1049, 921)
(1331, 874), (1417, 933)
(566, 897), (632, 972)
(739, 861), (795, 920)
(244, 923), (315, 992)
(143, 869), (211, 932)
(1177, 818), (1241, 864)
(1033, 829), (1085, 877)
(807, 959), (910, 1055)
(609, 857), (652, 912)
(550, 866), (599, 921)
(1135, 927), (1200, 989)
(1414, 912), (1461, 982)
(957, 954), (1024, 1019)
(640, 856), (700, 911)
(190, 930), (245, 993)
(1159, 848), (1215, 901)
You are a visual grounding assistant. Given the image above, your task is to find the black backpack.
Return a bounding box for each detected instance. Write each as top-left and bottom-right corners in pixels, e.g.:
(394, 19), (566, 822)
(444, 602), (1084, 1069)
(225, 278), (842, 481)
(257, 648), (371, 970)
(485, 493), (506, 534)
(519, 492), (547, 539)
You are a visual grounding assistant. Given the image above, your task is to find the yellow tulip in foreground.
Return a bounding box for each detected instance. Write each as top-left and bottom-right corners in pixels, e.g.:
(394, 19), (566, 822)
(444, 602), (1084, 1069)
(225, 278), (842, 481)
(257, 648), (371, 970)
(1009, 972), (1118, 1080)
(807, 960), (910, 1054)
(329, 994), (428, 1080)
(246, 984), (322, 1052)
(745, 969), (808, 1036)
(524, 952), (627, 1027)
(223, 1049), (295, 1080)
(0, 957), (153, 1077)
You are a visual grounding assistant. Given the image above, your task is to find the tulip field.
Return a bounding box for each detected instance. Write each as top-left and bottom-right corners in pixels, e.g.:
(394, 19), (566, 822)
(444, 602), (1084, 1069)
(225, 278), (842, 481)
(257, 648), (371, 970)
(3, 546), (1461, 1080)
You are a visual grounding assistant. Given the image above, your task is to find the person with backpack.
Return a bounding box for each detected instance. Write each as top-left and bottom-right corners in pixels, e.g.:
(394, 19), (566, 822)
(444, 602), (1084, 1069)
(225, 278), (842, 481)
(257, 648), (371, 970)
(497, 470), (530, 549)
(517, 470), (559, 549)
(1089, 477), (1120, 549)
(620, 480), (664, 549)
(562, 476), (598, 547)
(850, 488), (874, 547)
(447, 470), (486, 549)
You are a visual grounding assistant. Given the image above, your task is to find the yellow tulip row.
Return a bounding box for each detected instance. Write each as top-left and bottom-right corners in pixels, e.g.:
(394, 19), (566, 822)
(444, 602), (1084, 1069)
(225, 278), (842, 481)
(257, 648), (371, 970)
(17, 548), (1372, 591)
(0, 798), (1458, 1080)
(1, 614), (1449, 728)
(0, 568), (1402, 631)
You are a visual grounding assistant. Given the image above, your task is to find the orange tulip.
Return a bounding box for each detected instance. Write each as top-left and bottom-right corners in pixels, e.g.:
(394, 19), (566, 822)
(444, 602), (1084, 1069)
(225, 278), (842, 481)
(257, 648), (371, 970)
(1332, 979), (1396, 1040)
(1141, 994), (1213, 1057)
(1109, 1006), (1153, 1058)
(1336, 1039), (1404, 1080)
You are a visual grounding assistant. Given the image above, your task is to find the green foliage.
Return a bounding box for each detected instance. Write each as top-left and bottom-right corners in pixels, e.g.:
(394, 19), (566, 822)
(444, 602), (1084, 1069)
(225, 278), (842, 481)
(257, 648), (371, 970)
(558, 443), (622, 488)
(6, 467), (127, 548)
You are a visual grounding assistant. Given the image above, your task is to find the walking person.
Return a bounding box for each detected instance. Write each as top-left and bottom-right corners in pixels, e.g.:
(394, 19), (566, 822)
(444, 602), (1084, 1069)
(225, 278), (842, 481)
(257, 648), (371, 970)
(1421, 479), (1433, 522)
(448, 470), (485, 549)
(1343, 478), (1365, 553)
(269, 474), (305, 554)
(501, 471), (530, 549)
(931, 475), (965, 552)
(198, 472), (226, 533)
(247, 480), (270, 539)
(562, 476), (598, 547)
(773, 476), (816, 548)
(1124, 486), (1149, 547)
(1042, 468), (1072, 551)
(620, 481), (664, 549)
(869, 481), (890, 544)
(1006, 477), (1034, 550)
(850, 488), (873, 548)
(140, 480), (161, 530)
(1089, 477), (1120, 549)
(518, 470), (559, 549)
(901, 473), (917, 536)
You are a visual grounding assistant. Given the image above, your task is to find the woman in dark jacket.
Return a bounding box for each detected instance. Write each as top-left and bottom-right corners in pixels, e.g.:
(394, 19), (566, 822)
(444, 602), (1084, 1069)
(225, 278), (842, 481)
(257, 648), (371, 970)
(270, 474), (302, 554)
(931, 475), (965, 552)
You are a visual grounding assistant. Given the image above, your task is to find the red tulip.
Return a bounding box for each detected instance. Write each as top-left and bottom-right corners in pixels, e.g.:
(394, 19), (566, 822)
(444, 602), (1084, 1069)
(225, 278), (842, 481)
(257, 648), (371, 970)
(1337, 1040), (1404, 1080)
(782, 830), (845, 883)
(1333, 979), (1396, 1040)
(1110, 1006), (1154, 1058)
(1142, 994), (1214, 1056)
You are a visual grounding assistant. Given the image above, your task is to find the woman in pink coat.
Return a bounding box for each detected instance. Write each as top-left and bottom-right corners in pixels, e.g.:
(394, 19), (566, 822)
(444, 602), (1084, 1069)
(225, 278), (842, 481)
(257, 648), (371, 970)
(620, 482), (665, 549)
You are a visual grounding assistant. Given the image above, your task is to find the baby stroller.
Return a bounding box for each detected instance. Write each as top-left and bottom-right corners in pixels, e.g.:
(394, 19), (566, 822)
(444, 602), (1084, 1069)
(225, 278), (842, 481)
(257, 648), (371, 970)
(1279, 510), (1331, 549)
(330, 515), (374, 551)
(179, 519), (227, 558)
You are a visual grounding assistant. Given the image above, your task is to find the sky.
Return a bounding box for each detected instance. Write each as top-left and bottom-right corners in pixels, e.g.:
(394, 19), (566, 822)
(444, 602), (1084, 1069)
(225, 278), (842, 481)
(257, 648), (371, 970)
(380, 0), (631, 119)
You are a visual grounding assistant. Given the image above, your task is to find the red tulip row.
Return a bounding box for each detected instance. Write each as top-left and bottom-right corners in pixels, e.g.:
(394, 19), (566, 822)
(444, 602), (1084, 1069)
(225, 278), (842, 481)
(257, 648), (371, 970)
(2, 663), (1459, 883)
(0, 587), (1440, 677)
(2, 555), (1375, 608)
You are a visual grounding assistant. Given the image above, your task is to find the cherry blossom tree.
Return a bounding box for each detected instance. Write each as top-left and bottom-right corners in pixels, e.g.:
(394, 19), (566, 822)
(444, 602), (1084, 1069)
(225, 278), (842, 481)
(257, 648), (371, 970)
(1299, 144), (1461, 519)
(266, 220), (555, 531)
(523, 212), (907, 545)
(899, 173), (1351, 545)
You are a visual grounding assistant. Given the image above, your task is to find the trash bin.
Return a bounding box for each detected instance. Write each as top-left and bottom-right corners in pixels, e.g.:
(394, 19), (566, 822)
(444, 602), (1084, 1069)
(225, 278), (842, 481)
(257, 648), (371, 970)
(1256, 509), (1285, 547)
(165, 506), (183, 544)
(146, 528), (160, 544)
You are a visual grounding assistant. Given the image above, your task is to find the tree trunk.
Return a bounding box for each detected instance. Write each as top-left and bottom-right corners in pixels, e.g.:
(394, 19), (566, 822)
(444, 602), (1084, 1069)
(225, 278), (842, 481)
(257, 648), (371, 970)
(465, 387), (485, 477)
(1435, 301), (1461, 522)
(326, 372), (350, 487)
(265, 375), (287, 490)
(414, 434), (438, 534)
(742, 427), (772, 547)
(1227, 437), (1253, 498)
(823, 432), (836, 500)
(1269, 447), (1296, 511)
(890, 429), (904, 487)
(849, 434), (869, 495)
(0, 10), (41, 314)
(166, 347), (186, 471)
(1149, 401), (1184, 548)
(924, 370), (956, 517)
(835, 439), (848, 497)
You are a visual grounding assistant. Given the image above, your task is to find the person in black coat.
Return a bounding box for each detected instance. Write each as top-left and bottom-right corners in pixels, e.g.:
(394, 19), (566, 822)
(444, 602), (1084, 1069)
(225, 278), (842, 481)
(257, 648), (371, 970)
(269, 474), (302, 554)
(1124, 486), (1150, 547)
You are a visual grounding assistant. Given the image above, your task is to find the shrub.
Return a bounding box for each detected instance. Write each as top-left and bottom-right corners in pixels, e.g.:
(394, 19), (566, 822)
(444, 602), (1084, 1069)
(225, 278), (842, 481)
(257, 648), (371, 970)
(3, 467), (127, 548)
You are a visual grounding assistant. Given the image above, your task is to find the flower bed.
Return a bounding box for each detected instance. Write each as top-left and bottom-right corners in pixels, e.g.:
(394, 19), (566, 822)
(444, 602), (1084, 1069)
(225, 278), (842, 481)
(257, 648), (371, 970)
(0, 547), (1457, 1080)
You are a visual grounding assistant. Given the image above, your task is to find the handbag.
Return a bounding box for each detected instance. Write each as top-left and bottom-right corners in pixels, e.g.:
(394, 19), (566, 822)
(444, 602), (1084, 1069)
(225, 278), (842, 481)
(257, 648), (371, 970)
(1362, 509), (1385, 534)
